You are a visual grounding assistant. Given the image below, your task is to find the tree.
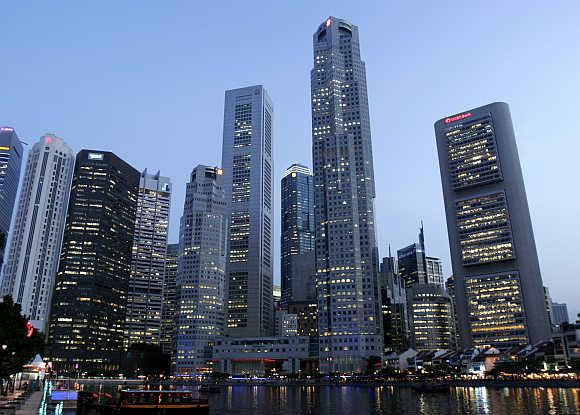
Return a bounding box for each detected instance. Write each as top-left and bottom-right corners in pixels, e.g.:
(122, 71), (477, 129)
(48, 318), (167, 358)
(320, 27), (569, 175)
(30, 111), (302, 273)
(0, 296), (45, 395)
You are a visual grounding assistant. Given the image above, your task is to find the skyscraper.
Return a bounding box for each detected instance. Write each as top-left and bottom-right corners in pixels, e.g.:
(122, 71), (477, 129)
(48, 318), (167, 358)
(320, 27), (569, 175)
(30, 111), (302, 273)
(221, 85), (274, 337)
(397, 226), (428, 288)
(551, 302), (569, 327)
(280, 164), (315, 305)
(435, 102), (551, 350)
(174, 166), (227, 375)
(426, 256), (443, 287)
(48, 150), (139, 374)
(311, 17), (382, 372)
(379, 253), (408, 353)
(160, 243), (178, 357)
(125, 170), (171, 348)
(0, 127), (23, 268)
(408, 284), (453, 352)
(1, 135), (74, 331)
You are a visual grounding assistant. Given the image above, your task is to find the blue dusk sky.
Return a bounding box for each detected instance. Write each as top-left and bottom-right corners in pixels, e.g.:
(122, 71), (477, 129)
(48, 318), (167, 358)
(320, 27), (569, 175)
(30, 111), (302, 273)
(2, 1), (580, 318)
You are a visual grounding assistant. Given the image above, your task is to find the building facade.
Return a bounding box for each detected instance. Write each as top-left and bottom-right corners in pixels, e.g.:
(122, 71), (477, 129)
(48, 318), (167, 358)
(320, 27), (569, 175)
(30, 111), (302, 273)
(435, 102), (551, 350)
(47, 150), (139, 374)
(379, 254), (408, 353)
(552, 302), (570, 327)
(221, 85), (274, 337)
(160, 243), (178, 356)
(426, 256), (443, 287)
(125, 170), (171, 348)
(174, 166), (227, 375)
(0, 127), (23, 268)
(397, 226), (428, 288)
(1, 134), (73, 331)
(311, 17), (383, 372)
(409, 284), (453, 351)
(280, 164), (315, 305)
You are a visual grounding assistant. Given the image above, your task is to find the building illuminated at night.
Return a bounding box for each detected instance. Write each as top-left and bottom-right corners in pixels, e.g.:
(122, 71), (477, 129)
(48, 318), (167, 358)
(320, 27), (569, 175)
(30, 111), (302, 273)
(47, 150), (139, 374)
(408, 283), (453, 351)
(435, 102), (551, 350)
(0, 127), (23, 268)
(174, 165), (227, 375)
(311, 17), (383, 373)
(124, 170), (171, 348)
(160, 243), (178, 356)
(1, 134), (73, 331)
(221, 86), (274, 337)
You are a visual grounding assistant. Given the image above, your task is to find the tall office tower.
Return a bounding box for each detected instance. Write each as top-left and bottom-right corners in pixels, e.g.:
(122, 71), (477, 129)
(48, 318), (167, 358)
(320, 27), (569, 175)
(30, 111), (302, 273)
(544, 286), (554, 328)
(379, 254), (408, 353)
(281, 164), (315, 305)
(124, 170), (171, 348)
(551, 302), (569, 327)
(222, 85), (274, 337)
(1, 134), (73, 331)
(174, 166), (227, 375)
(435, 102), (551, 350)
(445, 275), (461, 351)
(398, 225), (428, 288)
(426, 256), (443, 286)
(47, 150), (139, 374)
(408, 284), (453, 351)
(0, 127), (23, 268)
(311, 17), (382, 373)
(160, 243), (178, 356)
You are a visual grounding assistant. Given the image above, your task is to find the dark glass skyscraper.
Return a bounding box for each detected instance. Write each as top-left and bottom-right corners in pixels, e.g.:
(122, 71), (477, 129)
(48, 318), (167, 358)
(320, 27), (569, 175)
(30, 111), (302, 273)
(397, 226), (428, 288)
(379, 253), (408, 353)
(435, 102), (551, 350)
(280, 164), (315, 305)
(160, 243), (178, 357)
(0, 127), (23, 268)
(311, 17), (382, 373)
(48, 150), (139, 374)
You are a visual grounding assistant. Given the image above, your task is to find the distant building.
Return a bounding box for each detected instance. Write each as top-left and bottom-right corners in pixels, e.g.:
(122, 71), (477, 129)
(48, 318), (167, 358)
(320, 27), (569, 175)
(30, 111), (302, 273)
(380, 253), (408, 353)
(409, 284), (453, 351)
(174, 166), (227, 375)
(222, 85), (274, 337)
(544, 286), (554, 327)
(47, 150), (139, 374)
(275, 310), (298, 337)
(0, 127), (23, 268)
(435, 102), (551, 349)
(1, 134), (73, 331)
(445, 276), (461, 351)
(280, 164), (315, 305)
(311, 16), (383, 373)
(125, 170), (171, 348)
(551, 302), (569, 327)
(426, 256), (443, 287)
(160, 243), (178, 357)
(213, 336), (310, 376)
(398, 226), (428, 288)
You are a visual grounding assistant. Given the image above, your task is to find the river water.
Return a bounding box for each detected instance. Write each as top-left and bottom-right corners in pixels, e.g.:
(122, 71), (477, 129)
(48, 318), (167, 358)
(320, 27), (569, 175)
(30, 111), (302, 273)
(66, 385), (580, 414)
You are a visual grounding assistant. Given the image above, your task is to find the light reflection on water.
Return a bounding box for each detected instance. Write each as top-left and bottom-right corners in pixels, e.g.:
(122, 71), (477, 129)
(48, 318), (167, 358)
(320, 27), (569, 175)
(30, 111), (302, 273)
(66, 385), (580, 415)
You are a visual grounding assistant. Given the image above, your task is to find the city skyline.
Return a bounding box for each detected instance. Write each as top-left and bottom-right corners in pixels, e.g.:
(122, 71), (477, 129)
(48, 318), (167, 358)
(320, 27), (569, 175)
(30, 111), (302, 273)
(2, 3), (579, 317)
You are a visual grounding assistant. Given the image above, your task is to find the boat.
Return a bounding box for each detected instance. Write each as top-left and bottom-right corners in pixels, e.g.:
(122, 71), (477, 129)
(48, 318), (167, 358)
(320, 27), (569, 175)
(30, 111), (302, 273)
(411, 381), (450, 393)
(99, 389), (209, 414)
(199, 384), (221, 394)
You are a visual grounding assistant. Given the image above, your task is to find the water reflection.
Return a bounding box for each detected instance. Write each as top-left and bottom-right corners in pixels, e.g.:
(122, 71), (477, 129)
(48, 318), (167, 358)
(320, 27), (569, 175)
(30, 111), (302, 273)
(66, 385), (580, 415)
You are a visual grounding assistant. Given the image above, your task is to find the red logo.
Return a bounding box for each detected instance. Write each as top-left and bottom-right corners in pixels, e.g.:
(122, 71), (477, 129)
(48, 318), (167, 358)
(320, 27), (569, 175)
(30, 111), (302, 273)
(444, 112), (472, 124)
(26, 321), (34, 338)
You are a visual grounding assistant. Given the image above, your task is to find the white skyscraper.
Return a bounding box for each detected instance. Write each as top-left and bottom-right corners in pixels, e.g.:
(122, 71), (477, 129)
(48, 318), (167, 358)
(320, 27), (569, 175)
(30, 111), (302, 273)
(175, 165), (227, 375)
(222, 85), (274, 337)
(1, 134), (74, 331)
(125, 170), (171, 348)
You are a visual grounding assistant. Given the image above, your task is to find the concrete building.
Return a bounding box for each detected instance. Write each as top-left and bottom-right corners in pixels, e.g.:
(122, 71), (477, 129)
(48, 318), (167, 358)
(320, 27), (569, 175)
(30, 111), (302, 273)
(221, 85), (274, 337)
(47, 150), (139, 374)
(275, 309), (298, 337)
(408, 284), (453, 352)
(125, 170), (171, 348)
(1, 134), (73, 331)
(174, 166), (227, 375)
(212, 336), (310, 376)
(311, 16), (383, 373)
(0, 127), (23, 269)
(280, 164), (315, 305)
(551, 302), (570, 327)
(435, 102), (551, 350)
(160, 243), (178, 356)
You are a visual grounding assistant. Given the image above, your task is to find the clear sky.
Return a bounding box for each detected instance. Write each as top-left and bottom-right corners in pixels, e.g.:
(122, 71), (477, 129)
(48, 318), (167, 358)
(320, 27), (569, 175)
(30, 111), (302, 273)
(2, 1), (580, 319)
